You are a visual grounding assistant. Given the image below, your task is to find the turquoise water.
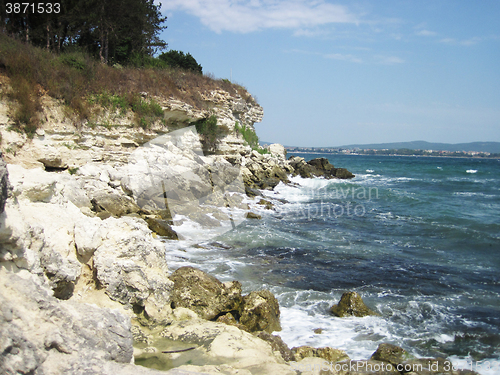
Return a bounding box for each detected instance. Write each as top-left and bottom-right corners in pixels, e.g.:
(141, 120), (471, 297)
(165, 154), (500, 372)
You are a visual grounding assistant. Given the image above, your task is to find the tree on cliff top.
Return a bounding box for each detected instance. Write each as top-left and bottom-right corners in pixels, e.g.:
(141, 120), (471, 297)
(159, 50), (203, 74)
(1, 0), (167, 65)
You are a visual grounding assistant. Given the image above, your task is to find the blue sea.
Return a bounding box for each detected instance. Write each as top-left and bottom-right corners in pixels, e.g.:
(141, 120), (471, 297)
(165, 154), (500, 373)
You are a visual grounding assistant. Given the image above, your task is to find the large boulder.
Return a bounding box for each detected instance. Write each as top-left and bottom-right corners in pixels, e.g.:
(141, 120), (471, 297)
(239, 290), (281, 333)
(330, 291), (379, 318)
(288, 156), (315, 178)
(169, 266), (242, 320)
(288, 156), (355, 180)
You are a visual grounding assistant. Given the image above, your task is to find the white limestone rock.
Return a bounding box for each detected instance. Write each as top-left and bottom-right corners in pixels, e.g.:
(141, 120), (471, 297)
(268, 143), (286, 159)
(92, 216), (173, 323)
(161, 320), (295, 374)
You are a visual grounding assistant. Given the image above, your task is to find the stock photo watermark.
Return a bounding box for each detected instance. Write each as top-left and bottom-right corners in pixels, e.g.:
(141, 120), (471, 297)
(291, 359), (500, 374)
(278, 186), (379, 220)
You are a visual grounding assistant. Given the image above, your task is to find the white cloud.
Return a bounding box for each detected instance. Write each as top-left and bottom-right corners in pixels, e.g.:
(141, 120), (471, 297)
(160, 0), (358, 33)
(439, 36), (482, 46)
(287, 49), (363, 63)
(375, 55), (405, 65)
(415, 29), (437, 37)
(325, 53), (363, 63)
(460, 37), (481, 46)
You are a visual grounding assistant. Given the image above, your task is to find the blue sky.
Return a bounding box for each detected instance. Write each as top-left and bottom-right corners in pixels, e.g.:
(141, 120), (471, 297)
(156, 1), (500, 147)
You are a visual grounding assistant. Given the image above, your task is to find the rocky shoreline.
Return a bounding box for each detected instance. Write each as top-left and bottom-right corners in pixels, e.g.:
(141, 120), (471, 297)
(0, 79), (476, 374)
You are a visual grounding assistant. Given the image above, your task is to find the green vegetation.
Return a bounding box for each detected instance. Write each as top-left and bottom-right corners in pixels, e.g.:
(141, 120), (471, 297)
(194, 115), (230, 153)
(158, 50), (203, 74)
(234, 121), (268, 153)
(68, 167), (79, 175)
(1, 0), (166, 65)
(0, 34), (255, 136)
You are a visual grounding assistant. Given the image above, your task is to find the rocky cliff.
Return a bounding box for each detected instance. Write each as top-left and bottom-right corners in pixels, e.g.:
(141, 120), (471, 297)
(0, 75), (299, 374)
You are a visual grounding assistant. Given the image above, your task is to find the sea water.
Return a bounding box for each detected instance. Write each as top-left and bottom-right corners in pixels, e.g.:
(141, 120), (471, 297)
(164, 154), (500, 374)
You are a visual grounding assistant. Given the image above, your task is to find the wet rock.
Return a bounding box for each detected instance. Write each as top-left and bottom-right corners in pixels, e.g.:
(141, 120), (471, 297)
(370, 343), (408, 366)
(169, 266), (242, 320)
(245, 185), (262, 197)
(289, 156), (355, 180)
(255, 331), (295, 362)
(292, 345), (349, 363)
(330, 291), (379, 318)
(334, 167), (355, 179)
(246, 211), (262, 219)
(258, 198), (273, 210)
(240, 290), (281, 333)
(145, 217), (178, 239)
(288, 156), (315, 178)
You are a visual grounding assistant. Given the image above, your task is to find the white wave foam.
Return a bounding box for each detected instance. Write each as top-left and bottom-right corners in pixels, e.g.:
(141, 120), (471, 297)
(466, 169), (478, 174)
(279, 305), (389, 360)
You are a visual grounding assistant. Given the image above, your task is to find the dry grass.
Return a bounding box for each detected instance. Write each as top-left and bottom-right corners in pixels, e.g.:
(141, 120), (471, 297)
(0, 34), (258, 134)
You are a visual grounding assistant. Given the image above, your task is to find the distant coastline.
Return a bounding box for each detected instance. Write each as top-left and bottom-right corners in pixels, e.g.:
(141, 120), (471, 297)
(286, 148), (500, 159)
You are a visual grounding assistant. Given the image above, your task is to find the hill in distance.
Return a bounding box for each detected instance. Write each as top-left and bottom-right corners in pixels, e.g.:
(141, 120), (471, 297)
(334, 141), (500, 154)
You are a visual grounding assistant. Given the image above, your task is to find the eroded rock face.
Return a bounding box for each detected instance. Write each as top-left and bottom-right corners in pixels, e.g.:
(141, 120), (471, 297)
(169, 266), (242, 320)
(92, 216), (174, 323)
(330, 291), (379, 318)
(1, 164), (173, 323)
(240, 290), (281, 333)
(0, 269), (133, 374)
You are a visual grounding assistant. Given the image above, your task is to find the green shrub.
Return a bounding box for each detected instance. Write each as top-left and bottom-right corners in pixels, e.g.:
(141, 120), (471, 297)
(194, 115), (229, 153)
(234, 122), (258, 148)
(159, 50), (203, 74)
(59, 53), (87, 71)
(129, 94), (164, 128)
(234, 121), (268, 154)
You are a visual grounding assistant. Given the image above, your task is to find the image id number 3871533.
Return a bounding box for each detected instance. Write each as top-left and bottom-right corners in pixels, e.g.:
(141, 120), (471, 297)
(6, 3), (61, 14)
